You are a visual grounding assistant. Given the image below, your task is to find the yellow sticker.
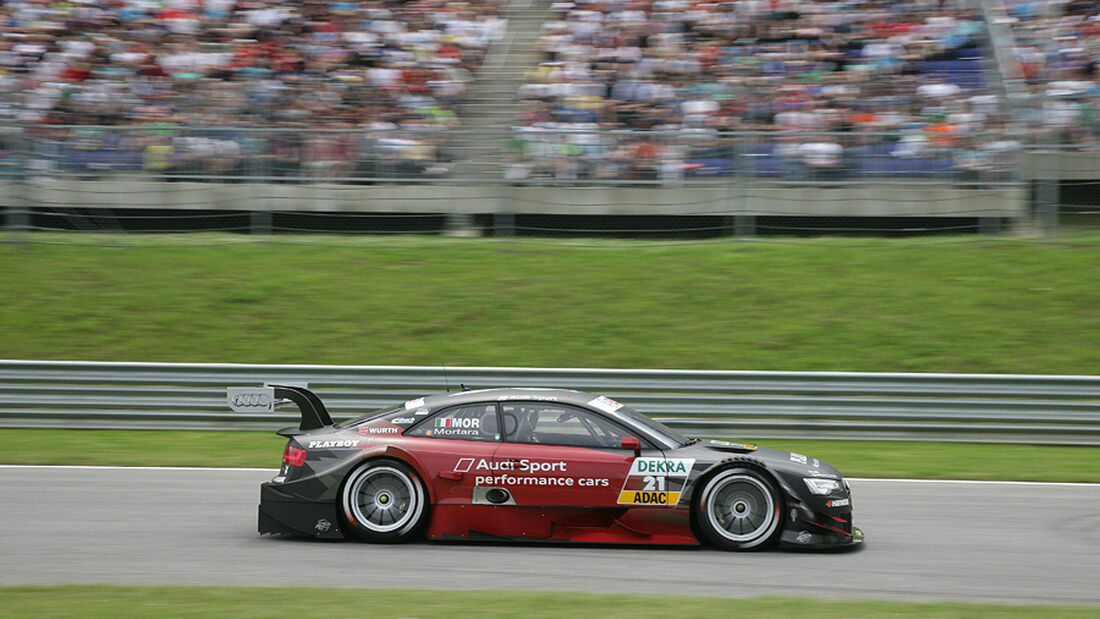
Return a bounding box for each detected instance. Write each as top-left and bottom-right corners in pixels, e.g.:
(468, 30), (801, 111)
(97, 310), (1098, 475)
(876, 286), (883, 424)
(617, 490), (682, 506)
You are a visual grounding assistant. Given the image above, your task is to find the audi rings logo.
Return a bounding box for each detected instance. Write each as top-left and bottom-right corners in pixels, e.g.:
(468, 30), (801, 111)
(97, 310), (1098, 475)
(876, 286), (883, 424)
(232, 393), (272, 408)
(228, 388), (276, 412)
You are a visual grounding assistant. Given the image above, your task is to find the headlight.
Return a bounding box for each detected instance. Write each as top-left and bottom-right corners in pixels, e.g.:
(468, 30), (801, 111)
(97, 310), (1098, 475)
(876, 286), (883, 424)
(803, 478), (843, 495)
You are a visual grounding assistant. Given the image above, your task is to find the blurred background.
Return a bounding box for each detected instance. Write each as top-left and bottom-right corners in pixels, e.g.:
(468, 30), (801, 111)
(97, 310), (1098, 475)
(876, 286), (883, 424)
(2, 2), (1100, 615)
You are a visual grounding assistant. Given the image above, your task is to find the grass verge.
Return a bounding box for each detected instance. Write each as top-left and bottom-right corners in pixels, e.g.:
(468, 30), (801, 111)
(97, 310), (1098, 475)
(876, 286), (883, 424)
(2, 429), (1096, 483)
(1, 586), (1097, 618)
(2, 234), (1099, 373)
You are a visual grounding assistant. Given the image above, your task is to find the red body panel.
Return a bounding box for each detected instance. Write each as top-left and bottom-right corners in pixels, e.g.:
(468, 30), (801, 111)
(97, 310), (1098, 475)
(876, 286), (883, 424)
(375, 432), (700, 545)
(426, 505), (697, 545)
(489, 442), (636, 507)
(397, 436), (499, 505)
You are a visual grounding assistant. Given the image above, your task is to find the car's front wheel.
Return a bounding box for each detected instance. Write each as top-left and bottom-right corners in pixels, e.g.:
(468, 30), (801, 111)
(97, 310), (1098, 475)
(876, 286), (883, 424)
(694, 466), (783, 551)
(341, 459), (427, 543)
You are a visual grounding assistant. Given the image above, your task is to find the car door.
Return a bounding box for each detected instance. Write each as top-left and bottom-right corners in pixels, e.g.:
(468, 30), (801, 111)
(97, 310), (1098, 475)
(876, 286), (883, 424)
(401, 402), (501, 505)
(490, 401), (662, 508)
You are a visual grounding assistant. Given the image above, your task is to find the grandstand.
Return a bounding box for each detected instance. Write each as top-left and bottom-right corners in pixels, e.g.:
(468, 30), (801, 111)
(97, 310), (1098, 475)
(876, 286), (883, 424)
(0, 0), (1096, 236)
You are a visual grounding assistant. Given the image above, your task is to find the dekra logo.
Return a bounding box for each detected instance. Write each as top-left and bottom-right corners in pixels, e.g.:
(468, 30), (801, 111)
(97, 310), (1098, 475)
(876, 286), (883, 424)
(637, 460), (689, 474)
(631, 458), (694, 476)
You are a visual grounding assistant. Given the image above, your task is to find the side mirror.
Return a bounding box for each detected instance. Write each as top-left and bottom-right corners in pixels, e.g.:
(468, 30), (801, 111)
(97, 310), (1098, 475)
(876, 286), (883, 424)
(621, 436), (642, 457)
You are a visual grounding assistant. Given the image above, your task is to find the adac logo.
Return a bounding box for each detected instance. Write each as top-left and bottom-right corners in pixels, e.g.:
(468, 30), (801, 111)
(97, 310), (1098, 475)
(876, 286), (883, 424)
(617, 490), (681, 506)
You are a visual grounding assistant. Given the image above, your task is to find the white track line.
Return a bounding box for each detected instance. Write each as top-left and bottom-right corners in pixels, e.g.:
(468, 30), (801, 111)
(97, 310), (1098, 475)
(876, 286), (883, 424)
(2, 465), (1098, 487)
(847, 477), (1100, 488)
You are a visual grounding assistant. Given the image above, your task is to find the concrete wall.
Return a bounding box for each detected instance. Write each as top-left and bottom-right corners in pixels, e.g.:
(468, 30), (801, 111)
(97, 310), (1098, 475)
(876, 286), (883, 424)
(3, 178), (1028, 218)
(1024, 152), (1100, 181)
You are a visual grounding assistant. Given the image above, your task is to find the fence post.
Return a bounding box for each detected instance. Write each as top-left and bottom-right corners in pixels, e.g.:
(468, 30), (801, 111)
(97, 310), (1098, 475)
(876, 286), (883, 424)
(5, 204), (30, 244)
(735, 215), (756, 238)
(493, 211), (515, 237)
(250, 210), (272, 237)
(979, 216), (1000, 235)
(1035, 151), (1059, 238)
(444, 212), (479, 237)
(5, 132), (30, 246)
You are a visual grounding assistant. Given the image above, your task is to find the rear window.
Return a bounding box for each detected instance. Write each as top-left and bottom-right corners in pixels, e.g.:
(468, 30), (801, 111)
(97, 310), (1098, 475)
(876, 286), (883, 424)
(338, 406), (403, 428)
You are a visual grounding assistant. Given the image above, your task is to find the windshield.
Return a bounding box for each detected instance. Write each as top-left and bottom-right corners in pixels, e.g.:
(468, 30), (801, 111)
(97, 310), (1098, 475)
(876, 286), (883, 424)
(613, 406), (690, 448)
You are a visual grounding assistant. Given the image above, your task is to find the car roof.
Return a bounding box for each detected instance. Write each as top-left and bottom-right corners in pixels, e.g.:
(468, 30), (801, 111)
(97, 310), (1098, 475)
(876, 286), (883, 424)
(395, 387), (682, 450)
(408, 388), (595, 411)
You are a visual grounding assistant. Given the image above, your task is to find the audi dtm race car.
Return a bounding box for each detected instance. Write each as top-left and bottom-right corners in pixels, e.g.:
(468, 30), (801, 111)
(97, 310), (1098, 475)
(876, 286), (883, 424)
(228, 385), (863, 551)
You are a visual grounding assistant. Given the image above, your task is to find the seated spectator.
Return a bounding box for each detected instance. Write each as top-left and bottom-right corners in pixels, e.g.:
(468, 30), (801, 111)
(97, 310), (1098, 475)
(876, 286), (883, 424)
(0, 0), (506, 179)
(516, 0), (1008, 179)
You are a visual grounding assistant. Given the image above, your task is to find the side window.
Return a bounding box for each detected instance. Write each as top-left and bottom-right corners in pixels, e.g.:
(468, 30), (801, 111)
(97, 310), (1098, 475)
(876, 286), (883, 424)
(406, 403), (499, 442)
(501, 403), (629, 448)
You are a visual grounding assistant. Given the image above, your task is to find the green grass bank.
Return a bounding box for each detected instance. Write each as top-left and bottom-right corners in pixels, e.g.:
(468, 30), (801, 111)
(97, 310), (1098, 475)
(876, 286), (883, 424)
(1, 586), (1096, 618)
(2, 234), (1099, 373)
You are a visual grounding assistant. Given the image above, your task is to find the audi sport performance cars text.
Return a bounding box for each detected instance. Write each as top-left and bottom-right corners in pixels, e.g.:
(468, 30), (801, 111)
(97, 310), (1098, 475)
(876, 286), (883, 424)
(228, 385), (863, 550)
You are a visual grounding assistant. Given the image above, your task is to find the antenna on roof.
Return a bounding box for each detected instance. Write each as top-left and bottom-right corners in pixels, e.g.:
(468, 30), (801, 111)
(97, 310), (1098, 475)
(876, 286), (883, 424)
(442, 362), (451, 393)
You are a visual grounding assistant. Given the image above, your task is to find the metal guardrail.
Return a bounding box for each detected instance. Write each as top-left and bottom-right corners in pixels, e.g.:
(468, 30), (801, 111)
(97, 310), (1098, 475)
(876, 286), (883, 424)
(2, 360), (1099, 445)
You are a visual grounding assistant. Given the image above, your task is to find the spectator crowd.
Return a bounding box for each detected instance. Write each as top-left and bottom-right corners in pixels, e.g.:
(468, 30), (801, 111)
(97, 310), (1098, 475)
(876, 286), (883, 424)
(510, 0), (1026, 181)
(0, 0), (506, 178)
(1, 0), (1098, 183)
(995, 0), (1100, 147)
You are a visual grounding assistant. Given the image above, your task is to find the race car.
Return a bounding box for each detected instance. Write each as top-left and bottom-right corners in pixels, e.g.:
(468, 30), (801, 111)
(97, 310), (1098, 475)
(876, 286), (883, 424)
(228, 385), (863, 551)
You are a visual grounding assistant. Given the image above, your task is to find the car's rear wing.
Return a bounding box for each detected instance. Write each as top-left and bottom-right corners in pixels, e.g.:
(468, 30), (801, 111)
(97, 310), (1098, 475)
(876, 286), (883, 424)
(227, 384), (333, 431)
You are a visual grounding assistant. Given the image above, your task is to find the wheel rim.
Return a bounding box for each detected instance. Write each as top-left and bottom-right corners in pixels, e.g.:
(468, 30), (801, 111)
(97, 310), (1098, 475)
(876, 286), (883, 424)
(705, 472), (777, 543)
(348, 466), (420, 533)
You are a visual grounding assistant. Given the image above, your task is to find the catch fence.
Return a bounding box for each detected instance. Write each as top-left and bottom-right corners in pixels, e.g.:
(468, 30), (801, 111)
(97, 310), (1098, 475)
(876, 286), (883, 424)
(2, 126), (1095, 239)
(0, 126), (1034, 238)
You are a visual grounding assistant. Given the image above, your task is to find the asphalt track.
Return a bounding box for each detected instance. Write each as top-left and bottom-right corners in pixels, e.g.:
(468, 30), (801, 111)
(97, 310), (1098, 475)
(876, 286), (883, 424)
(2, 466), (1098, 605)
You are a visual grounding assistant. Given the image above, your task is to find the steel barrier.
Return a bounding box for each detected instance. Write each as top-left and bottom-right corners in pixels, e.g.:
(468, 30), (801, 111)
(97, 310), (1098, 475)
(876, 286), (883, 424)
(2, 360), (1099, 445)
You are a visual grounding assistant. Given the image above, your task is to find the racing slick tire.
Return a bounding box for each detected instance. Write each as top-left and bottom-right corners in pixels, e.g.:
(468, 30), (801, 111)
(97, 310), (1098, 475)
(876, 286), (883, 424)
(694, 466), (783, 551)
(340, 458), (428, 543)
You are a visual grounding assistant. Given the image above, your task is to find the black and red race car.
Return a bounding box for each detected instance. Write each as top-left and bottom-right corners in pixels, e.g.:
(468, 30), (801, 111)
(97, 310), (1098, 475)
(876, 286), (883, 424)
(228, 385), (862, 551)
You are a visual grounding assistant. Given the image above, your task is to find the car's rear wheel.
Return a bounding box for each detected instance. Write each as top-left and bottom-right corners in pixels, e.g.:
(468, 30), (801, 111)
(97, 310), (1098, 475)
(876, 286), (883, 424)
(694, 467), (783, 551)
(341, 459), (427, 543)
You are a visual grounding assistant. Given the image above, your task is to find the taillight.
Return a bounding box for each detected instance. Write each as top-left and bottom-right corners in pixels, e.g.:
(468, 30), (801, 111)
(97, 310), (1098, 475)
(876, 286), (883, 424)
(283, 445), (308, 467)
